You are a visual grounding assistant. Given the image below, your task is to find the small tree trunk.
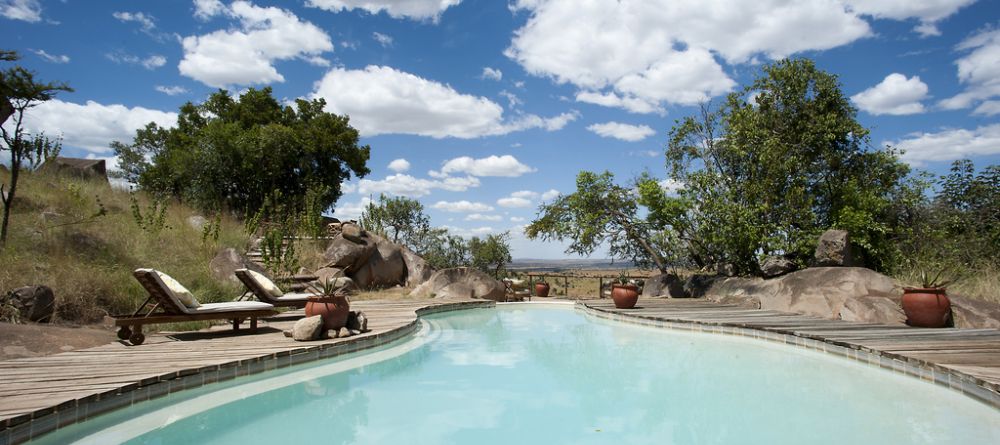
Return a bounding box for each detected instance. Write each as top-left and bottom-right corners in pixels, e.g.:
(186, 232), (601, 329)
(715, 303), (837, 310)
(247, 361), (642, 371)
(0, 154), (19, 246)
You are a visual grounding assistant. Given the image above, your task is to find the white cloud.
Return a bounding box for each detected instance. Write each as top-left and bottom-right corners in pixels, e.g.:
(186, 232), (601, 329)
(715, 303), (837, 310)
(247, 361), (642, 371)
(112, 11), (156, 32)
(939, 26), (1000, 111)
(888, 123), (1000, 164)
(466, 213), (503, 222)
(194, 0), (226, 20)
(306, 0), (462, 22)
(498, 90), (521, 109)
(658, 178), (685, 194)
(155, 85), (189, 96)
(31, 49), (69, 64)
(481, 67), (503, 81)
(510, 216), (526, 222)
(586, 121), (656, 142)
(332, 196), (371, 221)
(179, 1), (333, 88)
(497, 196), (532, 208)
(973, 100), (1000, 116)
(387, 158), (411, 172)
(106, 52), (167, 70)
(17, 99), (178, 154)
(433, 200), (494, 213)
(844, 0), (975, 37)
(510, 190), (538, 199)
(851, 73), (929, 115)
(439, 225), (495, 237)
(540, 189), (560, 201)
(356, 173), (480, 197)
(436, 155), (535, 177)
(507, 0), (874, 112)
(372, 31), (393, 47)
(312, 65), (575, 138)
(1, 0), (42, 23)
(575, 91), (662, 114)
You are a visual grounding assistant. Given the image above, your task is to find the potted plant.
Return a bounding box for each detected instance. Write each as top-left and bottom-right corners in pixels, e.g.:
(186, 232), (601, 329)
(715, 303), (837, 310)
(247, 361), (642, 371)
(611, 270), (639, 309)
(305, 278), (351, 330)
(534, 276), (550, 298)
(902, 268), (955, 328)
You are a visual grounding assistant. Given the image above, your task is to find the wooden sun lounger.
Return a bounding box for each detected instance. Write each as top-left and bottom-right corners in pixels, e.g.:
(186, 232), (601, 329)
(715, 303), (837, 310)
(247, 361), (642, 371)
(114, 269), (278, 345)
(234, 269), (319, 308)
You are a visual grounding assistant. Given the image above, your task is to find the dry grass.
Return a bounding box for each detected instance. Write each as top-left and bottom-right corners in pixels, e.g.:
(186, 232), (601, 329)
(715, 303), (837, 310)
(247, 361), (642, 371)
(895, 263), (1000, 304)
(0, 170), (249, 323)
(507, 267), (662, 299)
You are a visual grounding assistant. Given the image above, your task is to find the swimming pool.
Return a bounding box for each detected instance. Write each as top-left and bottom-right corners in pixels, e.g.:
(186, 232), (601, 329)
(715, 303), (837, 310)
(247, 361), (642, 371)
(29, 304), (1000, 444)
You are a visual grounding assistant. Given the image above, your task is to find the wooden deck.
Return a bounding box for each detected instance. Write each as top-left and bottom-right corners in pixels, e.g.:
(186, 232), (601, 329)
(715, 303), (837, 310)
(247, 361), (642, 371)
(0, 298), (492, 443)
(581, 299), (1000, 407)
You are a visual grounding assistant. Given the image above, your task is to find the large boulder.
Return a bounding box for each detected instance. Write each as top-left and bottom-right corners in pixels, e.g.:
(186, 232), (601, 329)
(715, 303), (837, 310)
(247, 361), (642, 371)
(706, 267), (901, 321)
(291, 315), (326, 341)
(761, 256), (797, 278)
(351, 234), (406, 289)
(838, 296), (906, 325)
(950, 296), (1000, 329)
(323, 233), (377, 272)
(3, 286), (56, 323)
(409, 267), (506, 301)
(187, 215), (208, 231)
(401, 246), (434, 287)
(685, 274), (722, 298)
(642, 273), (688, 298)
(209, 247), (264, 284)
(814, 229), (858, 267)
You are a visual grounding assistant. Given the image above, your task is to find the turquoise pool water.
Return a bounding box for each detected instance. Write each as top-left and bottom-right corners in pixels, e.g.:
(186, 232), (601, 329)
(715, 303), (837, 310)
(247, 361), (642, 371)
(31, 305), (1000, 444)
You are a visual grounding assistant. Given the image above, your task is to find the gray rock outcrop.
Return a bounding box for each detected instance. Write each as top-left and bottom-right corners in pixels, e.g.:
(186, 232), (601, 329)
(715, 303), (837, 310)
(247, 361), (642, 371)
(401, 246), (433, 287)
(814, 229), (857, 267)
(409, 267), (505, 301)
(210, 247), (264, 284)
(950, 296), (1000, 329)
(323, 233), (377, 272)
(319, 230), (435, 290)
(761, 256), (797, 278)
(642, 273), (688, 298)
(838, 296), (906, 325)
(3, 286), (56, 323)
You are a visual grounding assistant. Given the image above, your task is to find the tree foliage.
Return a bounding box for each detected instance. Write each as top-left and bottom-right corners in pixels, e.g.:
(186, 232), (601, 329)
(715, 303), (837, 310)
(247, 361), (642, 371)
(469, 231), (512, 278)
(0, 50), (72, 245)
(358, 194), (429, 244)
(113, 88), (370, 216)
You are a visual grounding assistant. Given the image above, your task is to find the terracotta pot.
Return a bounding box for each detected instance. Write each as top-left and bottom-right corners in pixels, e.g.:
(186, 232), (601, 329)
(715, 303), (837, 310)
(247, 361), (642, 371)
(901, 288), (951, 328)
(612, 283), (639, 309)
(534, 282), (550, 298)
(305, 295), (350, 330)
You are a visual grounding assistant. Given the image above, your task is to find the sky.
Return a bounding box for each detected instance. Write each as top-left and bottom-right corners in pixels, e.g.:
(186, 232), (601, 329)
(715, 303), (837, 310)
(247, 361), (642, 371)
(2, 0), (999, 259)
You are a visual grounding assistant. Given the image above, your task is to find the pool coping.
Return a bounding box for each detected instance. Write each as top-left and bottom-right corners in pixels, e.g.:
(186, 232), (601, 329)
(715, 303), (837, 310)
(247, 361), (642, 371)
(577, 301), (1000, 410)
(0, 300), (494, 445)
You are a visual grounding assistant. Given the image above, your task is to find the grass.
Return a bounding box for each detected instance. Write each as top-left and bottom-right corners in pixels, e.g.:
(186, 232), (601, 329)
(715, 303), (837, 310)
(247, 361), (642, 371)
(895, 263), (1000, 304)
(0, 169), (249, 324)
(506, 268), (660, 299)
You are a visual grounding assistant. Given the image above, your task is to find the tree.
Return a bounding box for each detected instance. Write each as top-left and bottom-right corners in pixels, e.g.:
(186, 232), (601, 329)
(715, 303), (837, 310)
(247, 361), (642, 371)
(659, 58), (912, 274)
(114, 88), (370, 216)
(526, 171), (669, 272)
(358, 194), (429, 244)
(0, 51), (72, 245)
(469, 231), (512, 278)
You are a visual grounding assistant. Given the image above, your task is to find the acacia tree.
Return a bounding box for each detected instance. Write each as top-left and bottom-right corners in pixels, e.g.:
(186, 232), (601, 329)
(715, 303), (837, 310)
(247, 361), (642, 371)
(469, 231), (512, 278)
(0, 51), (72, 245)
(526, 171), (668, 273)
(358, 194), (429, 244)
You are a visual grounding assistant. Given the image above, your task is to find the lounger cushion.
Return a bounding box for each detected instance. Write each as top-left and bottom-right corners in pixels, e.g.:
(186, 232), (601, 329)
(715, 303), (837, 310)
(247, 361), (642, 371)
(275, 292), (317, 302)
(155, 271), (201, 308)
(190, 301), (274, 313)
(247, 270), (283, 298)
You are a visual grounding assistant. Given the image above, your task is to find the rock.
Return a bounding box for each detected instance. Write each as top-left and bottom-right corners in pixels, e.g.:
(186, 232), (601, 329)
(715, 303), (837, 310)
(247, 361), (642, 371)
(814, 229), (857, 267)
(950, 295), (1000, 329)
(838, 296), (905, 325)
(642, 273), (688, 298)
(409, 267), (506, 301)
(761, 256), (798, 278)
(39, 210), (63, 223)
(347, 310), (369, 332)
(326, 222), (342, 235)
(209, 247), (264, 284)
(401, 246), (434, 287)
(685, 274), (722, 298)
(3, 286), (56, 323)
(291, 315), (326, 341)
(705, 267), (901, 321)
(323, 234), (377, 272)
(314, 267), (346, 284)
(717, 294), (761, 309)
(716, 263), (735, 277)
(369, 235), (406, 287)
(187, 215), (207, 231)
(341, 223), (365, 243)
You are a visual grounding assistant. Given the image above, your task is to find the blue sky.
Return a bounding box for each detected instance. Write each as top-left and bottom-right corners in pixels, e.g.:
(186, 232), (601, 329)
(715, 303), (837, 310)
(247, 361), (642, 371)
(3, 0), (999, 259)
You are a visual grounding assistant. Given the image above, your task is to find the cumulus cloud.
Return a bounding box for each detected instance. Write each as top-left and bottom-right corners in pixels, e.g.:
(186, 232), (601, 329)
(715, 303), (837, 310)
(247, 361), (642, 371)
(107, 52), (167, 70)
(17, 99), (178, 153)
(1, 0), (42, 22)
(851, 73), (929, 115)
(180, 1), (333, 88)
(332, 196), (371, 221)
(155, 85), (189, 96)
(194, 0), (226, 20)
(306, 0), (462, 22)
(586, 121), (656, 141)
(432, 200), (494, 213)
(510, 216), (526, 222)
(312, 65), (576, 138)
(372, 31), (393, 47)
(843, 0), (975, 37)
(658, 178), (685, 195)
(439, 225), (495, 237)
(356, 174), (480, 197)
(387, 158), (411, 172)
(575, 91), (662, 114)
(31, 49), (69, 64)
(939, 26), (1000, 112)
(540, 189), (560, 201)
(497, 196), (532, 208)
(973, 100), (1000, 116)
(888, 123), (1000, 164)
(466, 213), (503, 221)
(481, 67), (502, 81)
(434, 155), (535, 177)
(113, 11), (156, 32)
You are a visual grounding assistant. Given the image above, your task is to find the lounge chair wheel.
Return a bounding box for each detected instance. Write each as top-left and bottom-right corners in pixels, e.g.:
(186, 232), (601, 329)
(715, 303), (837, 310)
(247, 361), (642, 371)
(129, 332), (145, 346)
(117, 327), (132, 340)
